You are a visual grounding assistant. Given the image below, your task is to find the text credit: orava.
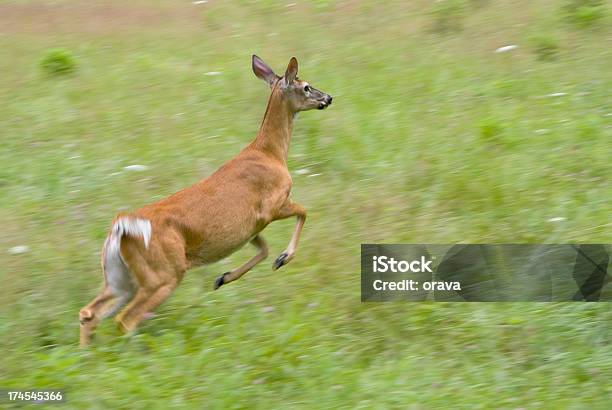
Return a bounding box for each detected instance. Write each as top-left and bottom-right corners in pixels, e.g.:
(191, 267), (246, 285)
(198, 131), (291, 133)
(371, 256), (461, 291)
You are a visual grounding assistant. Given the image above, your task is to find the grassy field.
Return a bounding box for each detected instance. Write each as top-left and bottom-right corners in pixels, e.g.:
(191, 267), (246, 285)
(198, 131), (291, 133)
(1, 0), (611, 408)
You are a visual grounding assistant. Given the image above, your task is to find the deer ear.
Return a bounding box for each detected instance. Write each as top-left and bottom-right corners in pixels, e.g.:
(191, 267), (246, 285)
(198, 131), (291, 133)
(252, 55), (277, 87)
(283, 57), (298, 84)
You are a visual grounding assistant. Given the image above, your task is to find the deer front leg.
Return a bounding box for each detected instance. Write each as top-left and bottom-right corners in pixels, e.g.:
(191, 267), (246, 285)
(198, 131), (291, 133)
(214, 235), (268, 290)
(272, 200), (306, 270)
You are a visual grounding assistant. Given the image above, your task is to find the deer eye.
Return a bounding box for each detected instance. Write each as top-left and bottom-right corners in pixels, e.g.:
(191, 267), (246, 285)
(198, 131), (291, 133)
(303, 85), (311, 93)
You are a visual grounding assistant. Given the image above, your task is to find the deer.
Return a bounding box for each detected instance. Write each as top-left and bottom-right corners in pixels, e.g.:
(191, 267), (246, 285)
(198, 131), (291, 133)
(79, 55), (332, 346)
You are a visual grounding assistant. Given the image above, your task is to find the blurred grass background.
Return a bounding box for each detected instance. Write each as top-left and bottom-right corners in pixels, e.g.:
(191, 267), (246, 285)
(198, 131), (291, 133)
(0, 0), (611, 408)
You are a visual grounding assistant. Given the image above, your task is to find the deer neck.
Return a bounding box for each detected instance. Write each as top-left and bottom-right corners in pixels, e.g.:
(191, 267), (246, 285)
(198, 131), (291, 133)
(252, 87), (295, 164)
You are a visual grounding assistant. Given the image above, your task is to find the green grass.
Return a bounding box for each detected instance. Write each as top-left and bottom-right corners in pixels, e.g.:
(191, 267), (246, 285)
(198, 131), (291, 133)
(1, 0), (611, 408)
(39, 48), (77, 76)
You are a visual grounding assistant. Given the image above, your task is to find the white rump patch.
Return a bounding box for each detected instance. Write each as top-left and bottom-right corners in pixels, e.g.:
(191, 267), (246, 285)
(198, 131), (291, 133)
(102, 235), (135, 307)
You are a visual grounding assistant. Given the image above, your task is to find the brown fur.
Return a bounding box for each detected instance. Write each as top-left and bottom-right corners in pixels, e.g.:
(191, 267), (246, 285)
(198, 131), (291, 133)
(79, 56), (332, 346)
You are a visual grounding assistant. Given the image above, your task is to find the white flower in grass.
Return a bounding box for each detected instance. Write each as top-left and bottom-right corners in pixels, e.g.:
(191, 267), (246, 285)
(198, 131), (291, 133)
(124, 164), (148, 172)
(548, 217), (566, 223)
(495, 45), (518, 53)
(8, 245), (29, 255)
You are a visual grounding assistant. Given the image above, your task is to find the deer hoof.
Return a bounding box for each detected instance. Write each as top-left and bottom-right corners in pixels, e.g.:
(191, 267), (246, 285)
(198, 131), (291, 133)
(273, 253), (289, 270)
(79, 309), (94, 325)
(214, 272), (229, 290)
(116, 318), (130, 334)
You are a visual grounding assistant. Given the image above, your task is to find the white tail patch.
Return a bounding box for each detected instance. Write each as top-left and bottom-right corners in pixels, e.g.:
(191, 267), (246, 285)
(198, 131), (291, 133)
(110, 217), (152, 250)
(105, 217), (152, 264)
(102, 217), (151, 308)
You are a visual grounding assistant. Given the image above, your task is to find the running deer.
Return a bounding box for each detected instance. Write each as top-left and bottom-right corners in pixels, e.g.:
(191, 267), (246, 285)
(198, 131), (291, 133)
(79, 55), (332, 346)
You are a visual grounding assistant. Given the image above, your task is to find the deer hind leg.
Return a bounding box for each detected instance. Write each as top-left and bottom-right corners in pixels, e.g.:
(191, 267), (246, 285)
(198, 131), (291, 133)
(214, 234), (268, 290)
(114, 278), (178, 334)
(79, 286), (113, 347)
(113, 231), (187, 335)
(79, 287), (134, 346)
(79, 249), (136, 346)
(272, 200), (306, 270)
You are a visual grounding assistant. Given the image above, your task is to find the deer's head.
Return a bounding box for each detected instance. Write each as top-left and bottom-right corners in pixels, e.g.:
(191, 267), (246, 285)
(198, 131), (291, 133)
(252, 55), (332, 112)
